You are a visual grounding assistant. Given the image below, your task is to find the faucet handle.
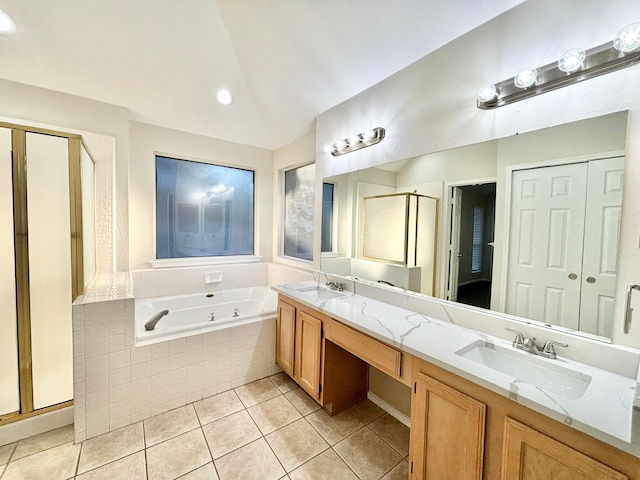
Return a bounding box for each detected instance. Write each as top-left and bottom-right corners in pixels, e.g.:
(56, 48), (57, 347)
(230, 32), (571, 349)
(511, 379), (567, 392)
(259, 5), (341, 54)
(505, 327), (525, 347)
(542, 340), (568, 358)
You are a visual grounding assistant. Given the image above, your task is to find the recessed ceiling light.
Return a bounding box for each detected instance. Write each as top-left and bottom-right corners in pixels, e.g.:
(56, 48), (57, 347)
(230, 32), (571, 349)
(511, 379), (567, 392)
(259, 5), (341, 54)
(0, 8), (17, 36)
(215, 88), (234, 106)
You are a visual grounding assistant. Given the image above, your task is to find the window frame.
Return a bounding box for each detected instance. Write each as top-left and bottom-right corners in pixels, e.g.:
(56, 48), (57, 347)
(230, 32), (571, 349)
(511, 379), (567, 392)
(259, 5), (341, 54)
(152, 153), (259, 267)
(279, 162), (316, 266)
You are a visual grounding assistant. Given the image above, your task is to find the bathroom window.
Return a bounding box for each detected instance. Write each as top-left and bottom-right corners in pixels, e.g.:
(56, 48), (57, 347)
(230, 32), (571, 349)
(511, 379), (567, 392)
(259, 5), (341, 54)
(283, 163), (315, 261)
(156, 155), (254, 259)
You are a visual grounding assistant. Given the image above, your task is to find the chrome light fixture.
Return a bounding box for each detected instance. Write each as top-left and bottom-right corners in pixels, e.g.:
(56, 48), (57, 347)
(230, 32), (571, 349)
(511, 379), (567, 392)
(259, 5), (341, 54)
(477, 22), (640, 109)
(331, 127), (385, 156)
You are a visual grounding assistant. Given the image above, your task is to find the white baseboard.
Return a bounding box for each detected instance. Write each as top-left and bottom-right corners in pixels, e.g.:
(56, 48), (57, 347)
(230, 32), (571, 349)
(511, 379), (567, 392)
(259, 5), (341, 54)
(367, 392), (411, 427)
(0, 406), (73, 446)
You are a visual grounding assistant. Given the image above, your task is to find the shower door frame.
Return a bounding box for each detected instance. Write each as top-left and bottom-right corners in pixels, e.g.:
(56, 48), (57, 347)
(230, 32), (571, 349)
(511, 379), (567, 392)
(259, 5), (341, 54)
(1, 121), (91, 426)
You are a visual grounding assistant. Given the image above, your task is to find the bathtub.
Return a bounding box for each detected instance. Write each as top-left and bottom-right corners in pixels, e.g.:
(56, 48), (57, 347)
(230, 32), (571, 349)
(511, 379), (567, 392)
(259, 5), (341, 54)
(135, 285), (277, 345)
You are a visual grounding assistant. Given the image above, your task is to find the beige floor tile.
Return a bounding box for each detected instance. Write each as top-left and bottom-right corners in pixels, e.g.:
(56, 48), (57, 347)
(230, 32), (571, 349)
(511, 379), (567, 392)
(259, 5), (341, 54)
(76, 451), (146, 480)
(284, 388), (321, 416)
(247, 395), (301, 435)
(202, 410), (261, 459)
(194, 390), (244, 425)
(369, 414), (410, 456)
(78, 422), (144, 474)
(234, 378), (281, 407)
(176, 462), (219, 479)
(334, 427), (403, 480)
(214, 438), (285, 480)
(266, 418), (329, 472)
(269, 373), (298, 393)
(344, 399), (385, 425)
(146, 428), (211, 480)
(144, 404), (200, 446)
(2, 441), (80, 480)
(381, 460), (409, 480)
(0, 442), (16, 465)
(306, 410), (363, 445)
(12, 425), (74, 460)
(289, 448), (358, 480)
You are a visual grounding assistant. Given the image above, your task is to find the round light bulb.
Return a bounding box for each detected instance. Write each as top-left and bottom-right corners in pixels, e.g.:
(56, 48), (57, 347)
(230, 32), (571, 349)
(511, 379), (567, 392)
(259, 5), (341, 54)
(558, 48), (586, 73)
(335, 140), (348, 151)
(215, 88), (234, 106)
(362, 129), (376, 140)
(0, 8), (17, 35)
(348, 135), (361, 146)
(477, 83), (498, 103)
(514, 68), (538, 89)
(613, 23), (640, 53)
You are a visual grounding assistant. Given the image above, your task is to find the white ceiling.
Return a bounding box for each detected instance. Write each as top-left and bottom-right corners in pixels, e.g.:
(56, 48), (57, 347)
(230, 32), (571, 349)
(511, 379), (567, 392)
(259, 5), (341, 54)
(0, 0), (523, 150)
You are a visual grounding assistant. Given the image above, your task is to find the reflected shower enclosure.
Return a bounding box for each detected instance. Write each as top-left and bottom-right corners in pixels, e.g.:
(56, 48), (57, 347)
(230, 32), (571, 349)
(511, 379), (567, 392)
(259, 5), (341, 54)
(362, 193), (439, 295)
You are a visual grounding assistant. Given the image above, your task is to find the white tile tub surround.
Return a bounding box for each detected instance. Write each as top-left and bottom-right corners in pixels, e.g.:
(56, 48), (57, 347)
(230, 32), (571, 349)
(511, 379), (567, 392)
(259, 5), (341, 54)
(132, 263), (268, 299)
(73, 271), (280, 444)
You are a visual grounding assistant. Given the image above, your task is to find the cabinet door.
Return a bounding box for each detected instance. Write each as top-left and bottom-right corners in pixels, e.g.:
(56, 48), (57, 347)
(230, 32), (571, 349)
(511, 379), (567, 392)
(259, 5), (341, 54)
(410, 372), (485, 480)
(501, 418), (627, 480)
(294, 310), (322, 400)
(276, 299), (295, 377)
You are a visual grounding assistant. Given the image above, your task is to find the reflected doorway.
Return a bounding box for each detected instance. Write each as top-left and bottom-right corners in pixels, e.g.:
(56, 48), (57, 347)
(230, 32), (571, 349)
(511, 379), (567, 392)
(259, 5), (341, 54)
(446, 183), (496, 309)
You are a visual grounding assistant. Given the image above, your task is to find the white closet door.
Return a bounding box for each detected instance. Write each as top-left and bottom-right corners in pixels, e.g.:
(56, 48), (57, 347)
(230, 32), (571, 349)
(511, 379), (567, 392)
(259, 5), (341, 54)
(506, 163), (588, 329)
(579, 157), (624, 337)
(26, 132), (73, 410)
(0, 128), (20, 416)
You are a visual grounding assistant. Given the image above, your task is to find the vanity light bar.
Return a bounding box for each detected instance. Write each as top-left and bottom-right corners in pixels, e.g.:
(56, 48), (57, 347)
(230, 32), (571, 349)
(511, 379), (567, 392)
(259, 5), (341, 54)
(331, 127), (385, 156)
(477, 23), (640, 109)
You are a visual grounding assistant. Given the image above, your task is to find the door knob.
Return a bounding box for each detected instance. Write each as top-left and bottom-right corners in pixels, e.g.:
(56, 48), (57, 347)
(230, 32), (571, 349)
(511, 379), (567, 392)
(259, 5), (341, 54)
(586, 276), (596, 284)
(568, 273), (577, 280)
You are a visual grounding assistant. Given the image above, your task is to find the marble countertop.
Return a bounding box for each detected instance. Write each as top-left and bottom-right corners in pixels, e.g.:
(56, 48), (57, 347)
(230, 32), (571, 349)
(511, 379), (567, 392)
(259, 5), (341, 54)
(273, 281), (639, 457)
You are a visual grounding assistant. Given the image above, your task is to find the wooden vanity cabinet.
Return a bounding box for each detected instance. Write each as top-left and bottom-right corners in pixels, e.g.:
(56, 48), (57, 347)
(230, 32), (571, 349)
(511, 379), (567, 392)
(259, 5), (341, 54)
(276, 297), (323, 400)
(410, 357), (639, 480)
(275, 299), (296, 377)
(276, 295), (370, 412)
(410, 372), (486, 480)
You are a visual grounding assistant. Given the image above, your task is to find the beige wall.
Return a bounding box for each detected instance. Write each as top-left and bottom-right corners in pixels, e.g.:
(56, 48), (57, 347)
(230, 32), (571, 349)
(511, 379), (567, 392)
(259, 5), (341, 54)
(128, 121), (273, 269)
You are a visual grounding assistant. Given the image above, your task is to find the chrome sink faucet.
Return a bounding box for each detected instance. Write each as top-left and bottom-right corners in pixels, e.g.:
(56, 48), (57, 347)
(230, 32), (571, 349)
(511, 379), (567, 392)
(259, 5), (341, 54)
(326, 280), (345, 292)
(505, 327), (568, 359)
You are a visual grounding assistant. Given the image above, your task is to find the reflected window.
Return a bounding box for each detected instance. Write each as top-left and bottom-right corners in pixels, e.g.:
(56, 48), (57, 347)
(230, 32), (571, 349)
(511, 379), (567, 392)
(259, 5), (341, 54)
(284, 163), (315, 261)
(156, 155), (254, 259)
(321, 183), (334, 253)
(471, 206), (484, 274)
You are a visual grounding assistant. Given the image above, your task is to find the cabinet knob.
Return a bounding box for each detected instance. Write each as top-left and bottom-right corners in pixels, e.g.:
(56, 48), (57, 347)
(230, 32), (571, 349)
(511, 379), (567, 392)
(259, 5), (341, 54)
(568, 273), (577, 280)
(586, 276), (596, 284)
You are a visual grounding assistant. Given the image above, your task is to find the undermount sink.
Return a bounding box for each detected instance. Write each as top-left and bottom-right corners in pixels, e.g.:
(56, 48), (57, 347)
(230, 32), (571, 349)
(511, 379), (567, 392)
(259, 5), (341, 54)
(455, 340), (592, 400)
(291, 285), (346, 300)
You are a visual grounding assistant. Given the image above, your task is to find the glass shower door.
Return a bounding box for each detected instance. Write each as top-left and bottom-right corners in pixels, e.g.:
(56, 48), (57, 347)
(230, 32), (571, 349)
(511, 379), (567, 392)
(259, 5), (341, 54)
(0, 127), (20, 416)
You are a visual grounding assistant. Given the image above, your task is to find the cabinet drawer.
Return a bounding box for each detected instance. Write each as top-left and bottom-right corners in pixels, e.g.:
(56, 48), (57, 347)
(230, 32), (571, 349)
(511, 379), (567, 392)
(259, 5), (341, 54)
(327, 319), (401, 378)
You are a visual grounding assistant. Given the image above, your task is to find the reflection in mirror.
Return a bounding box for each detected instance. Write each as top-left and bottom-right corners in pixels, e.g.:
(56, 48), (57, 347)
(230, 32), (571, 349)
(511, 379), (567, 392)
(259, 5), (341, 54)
(321, 111), (628, 341)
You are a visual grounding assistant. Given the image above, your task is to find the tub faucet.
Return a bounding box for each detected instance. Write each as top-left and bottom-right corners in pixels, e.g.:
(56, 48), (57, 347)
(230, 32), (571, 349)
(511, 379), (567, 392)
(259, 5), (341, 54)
(145, 310), (169, 331)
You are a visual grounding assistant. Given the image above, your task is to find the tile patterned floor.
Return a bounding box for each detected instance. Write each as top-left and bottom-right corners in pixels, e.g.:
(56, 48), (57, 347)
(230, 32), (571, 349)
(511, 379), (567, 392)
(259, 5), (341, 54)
(0, 373), (410, 480)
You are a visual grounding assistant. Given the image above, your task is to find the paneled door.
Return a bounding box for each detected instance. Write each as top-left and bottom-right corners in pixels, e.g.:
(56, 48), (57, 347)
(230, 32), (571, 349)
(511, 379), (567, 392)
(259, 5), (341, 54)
(507, 162), (588, 330)
(580, 157), (624, 337)
(505, 157), (623, 335)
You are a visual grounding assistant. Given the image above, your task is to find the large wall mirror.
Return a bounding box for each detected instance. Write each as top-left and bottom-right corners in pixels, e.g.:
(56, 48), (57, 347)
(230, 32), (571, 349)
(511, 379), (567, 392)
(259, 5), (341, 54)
(321, 111), (628, 342)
